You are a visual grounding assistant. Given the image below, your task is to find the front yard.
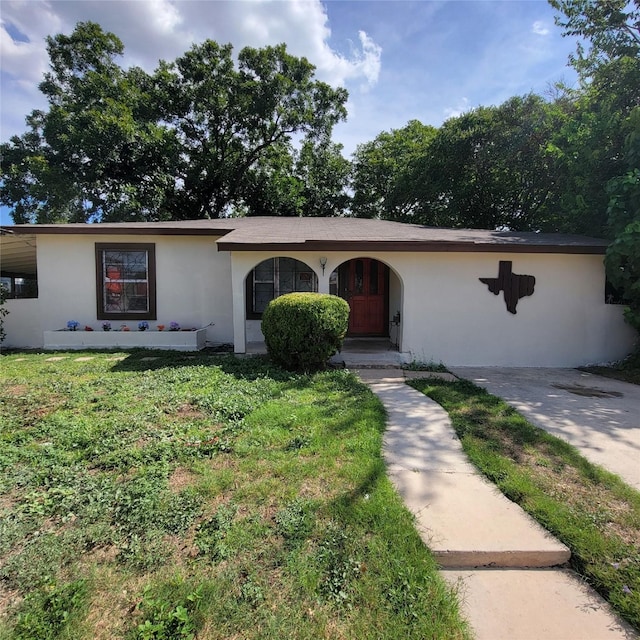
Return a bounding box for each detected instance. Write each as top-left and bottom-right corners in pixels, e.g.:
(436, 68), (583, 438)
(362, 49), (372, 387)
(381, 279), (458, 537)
(0, 350), (470, 640)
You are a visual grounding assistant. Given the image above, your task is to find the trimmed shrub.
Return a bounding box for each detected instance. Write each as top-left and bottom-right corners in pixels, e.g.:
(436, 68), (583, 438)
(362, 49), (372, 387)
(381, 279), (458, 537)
(261, 292), (349, 371)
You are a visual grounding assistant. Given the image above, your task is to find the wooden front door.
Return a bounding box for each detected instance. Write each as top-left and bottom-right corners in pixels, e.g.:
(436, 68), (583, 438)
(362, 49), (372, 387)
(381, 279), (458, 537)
(343, 258), (388, 336)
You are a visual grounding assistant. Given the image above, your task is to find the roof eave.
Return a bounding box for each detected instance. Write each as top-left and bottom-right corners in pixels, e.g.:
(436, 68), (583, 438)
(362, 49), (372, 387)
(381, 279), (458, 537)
(216, 240), (608, 254)
(0, 225), (231, 237)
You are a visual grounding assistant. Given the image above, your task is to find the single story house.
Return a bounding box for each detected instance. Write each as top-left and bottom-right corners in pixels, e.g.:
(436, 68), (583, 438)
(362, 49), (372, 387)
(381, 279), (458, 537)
(0, 217), (635, 366)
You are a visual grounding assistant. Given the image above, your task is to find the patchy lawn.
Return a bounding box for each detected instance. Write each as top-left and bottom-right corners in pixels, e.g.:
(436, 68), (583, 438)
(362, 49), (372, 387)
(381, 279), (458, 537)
(408, 377), (640, 633)
(0, 350), (470, 640)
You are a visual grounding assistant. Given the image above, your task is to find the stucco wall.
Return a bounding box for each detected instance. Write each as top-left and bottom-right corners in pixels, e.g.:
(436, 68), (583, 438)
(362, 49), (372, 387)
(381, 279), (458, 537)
(230, 249), (635, 367)
(388, 251), (634, 367)
(2, 299), (43, 349)
(4, 237), (635, 366)
(32, 234), (234, 346)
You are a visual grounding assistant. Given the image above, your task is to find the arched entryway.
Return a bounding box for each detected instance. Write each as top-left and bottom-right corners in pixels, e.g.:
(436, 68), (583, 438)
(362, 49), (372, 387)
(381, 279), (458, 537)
(332, 258), (389, 336)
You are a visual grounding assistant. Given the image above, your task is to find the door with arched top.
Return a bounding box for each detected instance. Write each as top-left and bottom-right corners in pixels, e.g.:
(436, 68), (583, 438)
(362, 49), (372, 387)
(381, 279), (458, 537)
(341, 258), (388, 335)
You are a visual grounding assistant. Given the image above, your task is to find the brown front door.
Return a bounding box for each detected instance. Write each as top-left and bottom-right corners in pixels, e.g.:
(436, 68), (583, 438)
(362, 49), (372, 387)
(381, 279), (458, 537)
(343, 258), (388, 336)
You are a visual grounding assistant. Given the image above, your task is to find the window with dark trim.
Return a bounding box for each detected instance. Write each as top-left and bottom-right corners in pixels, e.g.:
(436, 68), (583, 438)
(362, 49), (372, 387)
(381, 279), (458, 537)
(96, 243), (156, 320)
(246, 257), (317, 318)
(0, 274), (38, 299)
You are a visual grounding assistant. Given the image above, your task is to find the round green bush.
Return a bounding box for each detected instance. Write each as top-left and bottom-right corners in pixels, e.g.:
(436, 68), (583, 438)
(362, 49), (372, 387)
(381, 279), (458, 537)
(261, 292), (350, 371)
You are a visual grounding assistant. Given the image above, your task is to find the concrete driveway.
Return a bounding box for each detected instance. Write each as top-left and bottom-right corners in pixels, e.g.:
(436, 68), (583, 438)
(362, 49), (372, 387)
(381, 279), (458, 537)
(449, 367), (640, 491)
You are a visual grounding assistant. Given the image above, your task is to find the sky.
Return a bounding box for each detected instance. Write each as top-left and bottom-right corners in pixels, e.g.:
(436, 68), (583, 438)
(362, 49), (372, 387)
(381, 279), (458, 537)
(0, 0), (581, 224)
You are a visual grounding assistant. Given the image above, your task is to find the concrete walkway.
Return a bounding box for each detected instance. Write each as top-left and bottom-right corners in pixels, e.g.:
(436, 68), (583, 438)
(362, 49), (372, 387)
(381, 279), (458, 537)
(451, 368), (640, 491)
(357, 369), (637, 640)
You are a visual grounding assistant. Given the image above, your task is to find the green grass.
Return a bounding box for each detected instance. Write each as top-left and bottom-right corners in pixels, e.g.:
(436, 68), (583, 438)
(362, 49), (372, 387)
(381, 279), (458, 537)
(0, 350), (470, 640)
(408, 377), (640, 633)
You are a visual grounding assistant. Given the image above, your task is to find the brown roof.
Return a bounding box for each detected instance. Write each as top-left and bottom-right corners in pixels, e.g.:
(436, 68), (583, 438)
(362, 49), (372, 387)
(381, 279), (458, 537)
(0, 217), (610, 254)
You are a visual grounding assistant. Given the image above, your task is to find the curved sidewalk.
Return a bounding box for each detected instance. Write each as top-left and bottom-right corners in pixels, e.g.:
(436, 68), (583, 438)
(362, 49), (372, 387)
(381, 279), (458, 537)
(357, 368), (637, 640)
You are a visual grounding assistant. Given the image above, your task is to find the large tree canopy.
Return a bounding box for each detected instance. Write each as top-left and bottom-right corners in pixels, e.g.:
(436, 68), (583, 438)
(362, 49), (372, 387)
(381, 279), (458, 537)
(0, 22), (348, 223)
(549, 0), (640, 335)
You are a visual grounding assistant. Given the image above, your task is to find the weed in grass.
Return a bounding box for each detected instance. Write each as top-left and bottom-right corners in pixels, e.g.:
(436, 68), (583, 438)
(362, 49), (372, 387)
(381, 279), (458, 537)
(158, 488), (203, 535)
(275, 498), (315, 547)
(316, 523), (361, 607)
(12, 579), (88, 640)
(285, 435), (311, 451)
(132, 585), (202, 640)
(238, 572), (265, 608)
(1, 531), (69, 592)
(194, 503), (237, 561)
(0, 352), (472, 640)
(386, 566), (432, 621)
(117, 531), (173, 572)
(403, 360), (449, 372)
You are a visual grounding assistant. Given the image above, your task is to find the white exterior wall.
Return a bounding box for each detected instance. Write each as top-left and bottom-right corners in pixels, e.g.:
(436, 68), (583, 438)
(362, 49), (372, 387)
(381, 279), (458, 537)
(392, 251), (634, 367)
(2, 299), (44, 349)
(22, 234), (234, 347)
(3, 236), (634, 366)
(230, 249), (635, 367)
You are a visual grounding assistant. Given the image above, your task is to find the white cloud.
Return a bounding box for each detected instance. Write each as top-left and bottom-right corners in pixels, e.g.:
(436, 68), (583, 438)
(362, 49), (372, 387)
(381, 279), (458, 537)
(444, 97), (470, 120)
(0, 0), (382, 140)
(532, 21), (550, 36)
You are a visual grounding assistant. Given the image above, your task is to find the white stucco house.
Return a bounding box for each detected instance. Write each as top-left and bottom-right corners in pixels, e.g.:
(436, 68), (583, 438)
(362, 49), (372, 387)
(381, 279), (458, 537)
(0, 217), (635, 366)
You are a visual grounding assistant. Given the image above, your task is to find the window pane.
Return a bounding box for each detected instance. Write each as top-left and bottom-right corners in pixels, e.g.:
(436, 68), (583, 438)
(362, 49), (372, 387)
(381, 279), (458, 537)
(254, 283), (274, 313)
(123, 251), (148, 280)
(254, 259), (275, 282)
(279, 258), (296, 294)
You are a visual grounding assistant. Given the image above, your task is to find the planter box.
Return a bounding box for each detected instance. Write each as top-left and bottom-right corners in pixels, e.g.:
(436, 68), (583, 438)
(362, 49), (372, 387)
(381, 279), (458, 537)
(43, 329), (207, 352)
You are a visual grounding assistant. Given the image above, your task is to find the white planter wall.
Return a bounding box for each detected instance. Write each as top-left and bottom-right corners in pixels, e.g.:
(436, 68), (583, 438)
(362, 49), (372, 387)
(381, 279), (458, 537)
(43, 328), (207, 351)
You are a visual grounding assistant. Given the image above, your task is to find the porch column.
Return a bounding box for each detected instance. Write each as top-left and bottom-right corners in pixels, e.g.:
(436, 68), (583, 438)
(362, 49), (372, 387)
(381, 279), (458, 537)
(230, 255), (246, 353)
(316, 256), (332, 294)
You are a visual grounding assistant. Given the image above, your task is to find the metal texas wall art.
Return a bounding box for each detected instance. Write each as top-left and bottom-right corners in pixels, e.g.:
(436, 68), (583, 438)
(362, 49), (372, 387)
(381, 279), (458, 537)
(479, 261), (535, 314)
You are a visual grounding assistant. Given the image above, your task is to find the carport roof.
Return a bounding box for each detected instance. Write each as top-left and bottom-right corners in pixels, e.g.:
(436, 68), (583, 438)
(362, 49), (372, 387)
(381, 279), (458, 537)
(1, 217), (610, 254)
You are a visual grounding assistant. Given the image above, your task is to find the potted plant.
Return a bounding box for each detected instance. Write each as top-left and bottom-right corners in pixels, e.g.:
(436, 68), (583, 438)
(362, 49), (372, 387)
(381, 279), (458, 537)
(66, 320), (79, 331)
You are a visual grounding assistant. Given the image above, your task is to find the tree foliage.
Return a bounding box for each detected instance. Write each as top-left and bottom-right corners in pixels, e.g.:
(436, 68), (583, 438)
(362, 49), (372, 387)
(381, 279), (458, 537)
(0, 22), (348, 223)
(551, 0), (640, 336)
(350, 120), (436, 220)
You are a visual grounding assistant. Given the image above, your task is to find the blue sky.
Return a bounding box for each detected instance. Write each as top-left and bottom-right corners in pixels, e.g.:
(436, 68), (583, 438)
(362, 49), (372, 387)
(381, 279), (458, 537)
(0, 0), (580, 224)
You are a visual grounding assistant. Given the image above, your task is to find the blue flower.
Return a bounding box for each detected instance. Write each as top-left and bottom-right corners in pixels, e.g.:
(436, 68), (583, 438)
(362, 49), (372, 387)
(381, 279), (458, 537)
(138, 321), (149, 331)
(67, 320), (79, 331)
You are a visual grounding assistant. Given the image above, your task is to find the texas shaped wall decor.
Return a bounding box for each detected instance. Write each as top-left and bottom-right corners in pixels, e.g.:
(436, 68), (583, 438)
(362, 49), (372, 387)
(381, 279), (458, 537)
(479, 261), (535, 314)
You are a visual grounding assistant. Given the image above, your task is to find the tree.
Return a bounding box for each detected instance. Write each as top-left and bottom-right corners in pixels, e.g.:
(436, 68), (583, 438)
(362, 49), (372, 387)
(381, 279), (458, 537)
(0, 23), (348, 222)
(294, 137), (351, 217)
(550, 0), (640, 76)
(1, 22), (174, 223)
(350, 120), (436, 220)
(551, 0), (640, 339)
(405, 95), (563, 230)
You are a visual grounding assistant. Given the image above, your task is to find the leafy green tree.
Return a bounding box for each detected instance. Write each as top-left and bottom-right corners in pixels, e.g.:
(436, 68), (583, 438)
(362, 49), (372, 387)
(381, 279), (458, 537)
(294, 137), (351, 216)
(350, 120), (436, 220)
(406, 95), (563, 230)
(1, 23), (348, 222)
(550, 0), (639, 76)
(551, 0), (640, 337)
